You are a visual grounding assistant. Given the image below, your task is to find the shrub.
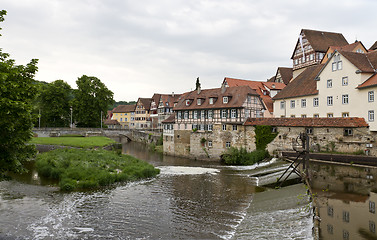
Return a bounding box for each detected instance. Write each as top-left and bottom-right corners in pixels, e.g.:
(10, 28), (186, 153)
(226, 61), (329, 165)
(254, 125), (278, 150)
(222, 147), (269, 165)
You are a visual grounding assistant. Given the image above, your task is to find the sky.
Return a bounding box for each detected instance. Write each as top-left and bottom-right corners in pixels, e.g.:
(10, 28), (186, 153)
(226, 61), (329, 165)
(1, 0), (377, 101)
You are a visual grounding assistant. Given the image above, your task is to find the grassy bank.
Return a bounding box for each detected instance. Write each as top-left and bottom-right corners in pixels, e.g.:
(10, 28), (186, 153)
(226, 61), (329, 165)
(35, 148), (160, 191)
(30, 136), (116, 148)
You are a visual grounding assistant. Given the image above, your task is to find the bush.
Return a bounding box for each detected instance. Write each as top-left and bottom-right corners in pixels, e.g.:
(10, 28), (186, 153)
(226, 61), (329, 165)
(222, 147), (269, 165)
(35, 149), (160, 191)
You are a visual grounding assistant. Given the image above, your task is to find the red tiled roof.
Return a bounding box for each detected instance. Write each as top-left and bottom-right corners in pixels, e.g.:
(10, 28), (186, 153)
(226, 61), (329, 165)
(263, 82), (286, 90)
(224, 77), (281, 113)
(174, 85), (262, 111)
(244, 117), (368, 128)
(104, 119), (120, 125)
(331, 41), (363, 52)
(138, 98), (153, 111)
(113, 104), (136, 113)
(277, 67), (293, 85)
(162, 114), (175, 123)
(267, 76), (276, 82)
(160, 93), (182, 108)
(339, 51), (375, 73)
(273, 65), (323, 100)
(357, 73), (377, 89)
(291, 29), (348, 59)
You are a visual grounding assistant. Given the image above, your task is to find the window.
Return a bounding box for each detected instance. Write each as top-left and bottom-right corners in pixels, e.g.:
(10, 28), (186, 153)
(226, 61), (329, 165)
(223, 97), (228, 104)
(327, 79), (332, 88)
(290, 100), (295, 108)
(280, 101), (285, 109)
(177, 111), (182, 119)
(120, 118), (123, 122)
(208, 125), (213, 131)
(342, 77), (348, 86)
(193, 111), (198, 119)
(370, 201), (375, 213)
(247, 95), (252, 103)
(370, 221), (376, 233)
(184, 111), (188, 119)
(209, 98), (214, 104)
(369, 110), (375, 122)
(327, 224), (333, 235)
(232, 125), (237, 131)
(192, 124), (197, 130)
(208, 110), (213, 119)
(309, 54), (314, 61)
(327, 96), (333, 106)
(342, 94), (349, 104)
(343, 211), (349, 223)
(313, 98), (319, 107)
(338, 61), (342, 70)
(222, 109), (227, 118)
(343, 230), (349, 240)
(302, 56), (305, 63)
(332, 62), (337, 71)
(231, 109), (236, 118)
(314, 114), (319, 118)
(222, 124), (227, 131)
(327, 206), (334, 217)
(301, 114), (307, 118)
(185, 100), (190, 106)
(301, 99), (306, 108)
(208, 140), (213, 147)
(294, 59), (298, 65)
(199, 124), (204, 131)
(201, 110), (205, 119)
(369, 91), (374, 102)
(225, 142), (231, 148)
(306, 127), (313, 134)
(327, 113), (333, 118)
(290, 115), (295, 118)
(342, 112), (349, 117)
(125, 118), (127, 122)
(245, 109), (250, 118)
(319, 52), (324, 60)
(344, 128), (353, 136)
(197, 99), (201, 105)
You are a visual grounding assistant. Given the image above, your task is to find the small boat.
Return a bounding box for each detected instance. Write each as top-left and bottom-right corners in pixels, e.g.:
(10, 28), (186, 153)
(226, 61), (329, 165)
(249, 165), (301, 186)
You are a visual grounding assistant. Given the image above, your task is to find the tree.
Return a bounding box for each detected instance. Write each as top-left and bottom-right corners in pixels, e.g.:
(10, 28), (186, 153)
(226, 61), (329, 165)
(38, 80), (73, 127)
(72, 75), (114, 127)
(0, 10), (38, 173)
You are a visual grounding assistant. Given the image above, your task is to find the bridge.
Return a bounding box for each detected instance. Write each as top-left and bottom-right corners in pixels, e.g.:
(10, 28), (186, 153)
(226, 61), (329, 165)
(33, 128), (162, 144)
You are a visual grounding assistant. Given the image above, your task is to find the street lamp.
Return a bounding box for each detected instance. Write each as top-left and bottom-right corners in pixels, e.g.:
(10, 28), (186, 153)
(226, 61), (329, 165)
(70, 107), (73, 128)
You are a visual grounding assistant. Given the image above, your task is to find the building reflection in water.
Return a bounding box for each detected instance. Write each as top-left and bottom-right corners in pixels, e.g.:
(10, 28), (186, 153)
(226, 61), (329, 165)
(308, 161), (377, 239)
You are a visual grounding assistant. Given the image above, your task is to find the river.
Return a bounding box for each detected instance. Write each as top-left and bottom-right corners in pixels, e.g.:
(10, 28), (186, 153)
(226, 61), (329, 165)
(0, 142), (313, 239)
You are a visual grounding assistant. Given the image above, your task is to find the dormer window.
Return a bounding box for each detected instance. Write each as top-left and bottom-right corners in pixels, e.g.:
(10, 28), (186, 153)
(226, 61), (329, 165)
(223, 96), (228, 104)
(197, 99), (202, 105)
(209, 98), (214, 104)
(185, 100), (190, 106)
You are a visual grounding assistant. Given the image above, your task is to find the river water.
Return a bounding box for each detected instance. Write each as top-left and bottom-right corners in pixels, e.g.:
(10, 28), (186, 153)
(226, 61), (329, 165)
(0, 142), (313, 239)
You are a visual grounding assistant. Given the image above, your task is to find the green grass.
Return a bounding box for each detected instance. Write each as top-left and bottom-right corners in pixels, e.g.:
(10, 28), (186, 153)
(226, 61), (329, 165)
(30, 136), (116, 148)
(35, 148), (160, 191)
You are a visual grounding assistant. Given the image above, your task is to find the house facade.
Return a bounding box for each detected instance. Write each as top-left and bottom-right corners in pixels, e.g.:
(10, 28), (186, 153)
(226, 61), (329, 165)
(274, 50), (377, 131)
(134, 98), (152, 129)
(163, 85), (265, 159)
(111, 104), (136, 129)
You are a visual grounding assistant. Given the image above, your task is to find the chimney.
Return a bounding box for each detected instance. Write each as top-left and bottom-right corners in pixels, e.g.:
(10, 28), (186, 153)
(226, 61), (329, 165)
(196, 77), (201, 94)
(172, 92), (174, 97)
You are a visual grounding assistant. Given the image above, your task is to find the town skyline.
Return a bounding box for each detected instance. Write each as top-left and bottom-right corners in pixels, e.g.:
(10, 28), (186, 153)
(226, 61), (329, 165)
(2, 0), (377, 101)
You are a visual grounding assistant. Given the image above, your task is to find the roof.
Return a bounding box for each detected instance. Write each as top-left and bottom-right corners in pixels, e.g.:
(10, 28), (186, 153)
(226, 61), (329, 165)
(370, 41), (377, 51)
(162, 114), (175, 123)
(174, 85), (261, 111)
(277, 67), (293, 85)
(138, 98), (153, 111)
(339, 50), (375, 73)
(224, 77), (284, 113)
(267, 76), (276, 82)
(244, 117), (368, 128)
(104, 119), (120, 125)
(263, 82), (286, 90)
(273, 64), (323, 100)
(291, 29), (348, 59)
(112, 104), (136, 113)
(331, 41), (365, 52)
(357, 73), (377, 89)
(159, 93), (182, 108)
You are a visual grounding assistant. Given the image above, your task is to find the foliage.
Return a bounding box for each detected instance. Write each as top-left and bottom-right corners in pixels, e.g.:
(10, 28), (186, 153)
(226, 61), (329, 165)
(156, 134), (163, 146)
(35, 149), (160, 191)
(222, 147), (269, 165)
(30, 136), (116, 148)
(254, 125), (278, 150)
(108, 100), (136, 111)
(72, 75), (114, 127)
(0, 10), (38, 173)
(200, 137), (207, 144)
(38, 80), (73, 127)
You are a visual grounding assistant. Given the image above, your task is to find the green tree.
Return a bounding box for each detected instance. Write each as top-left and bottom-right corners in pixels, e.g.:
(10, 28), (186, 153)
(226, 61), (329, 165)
(72, 75), (114, 127)
(39, 80), (72, 127)
(0, 10), (38, 173)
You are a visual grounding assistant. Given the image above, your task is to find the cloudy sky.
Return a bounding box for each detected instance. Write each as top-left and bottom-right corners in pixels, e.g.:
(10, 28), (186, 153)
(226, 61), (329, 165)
(1, 0), (376, 101)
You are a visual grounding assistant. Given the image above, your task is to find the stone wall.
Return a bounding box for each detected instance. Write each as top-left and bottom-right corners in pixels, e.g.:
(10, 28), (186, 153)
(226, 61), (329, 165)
(173, 130), (191, 157)
(266, 126), (375, 155)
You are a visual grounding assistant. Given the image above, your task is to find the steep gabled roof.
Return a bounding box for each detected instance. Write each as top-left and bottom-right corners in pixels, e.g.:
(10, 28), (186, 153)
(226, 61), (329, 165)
(273, 64), (323, 100)
(174, 85), (261, 111)
(113, 104), (136, 113)
(357, 73), (377, 89)
(104, 119), (120, 125)
(276, 67), (293, 85)
(224, 77), (285, 113)
(369, 41), (377, 51)
(291, 29), (348, 59)
(159, 93), (182, 108)
(162, 114), (175, 123)
(339, 51), (375, 73)
(244, 117), (368, 128)
(138, 98), (153, 111)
